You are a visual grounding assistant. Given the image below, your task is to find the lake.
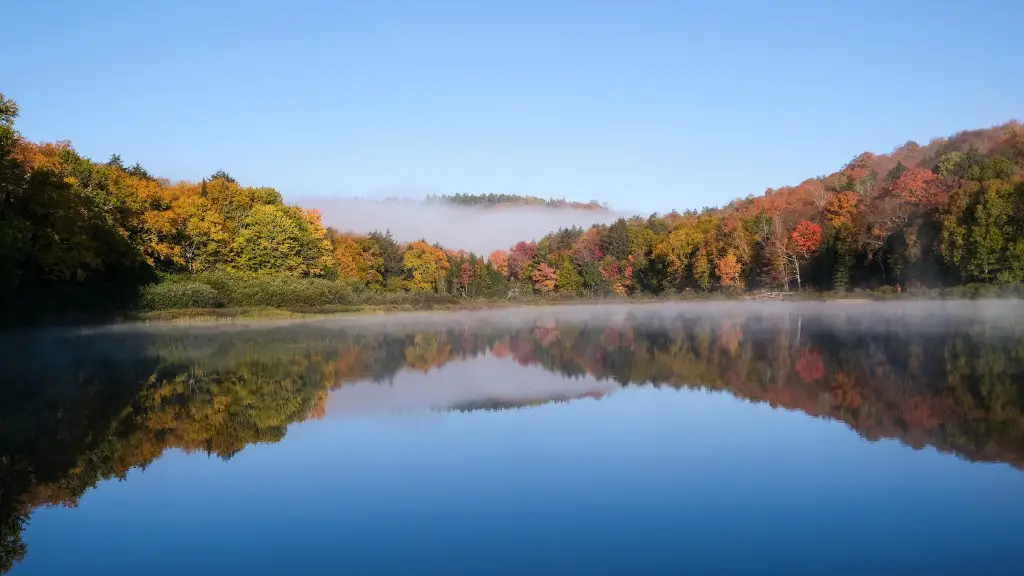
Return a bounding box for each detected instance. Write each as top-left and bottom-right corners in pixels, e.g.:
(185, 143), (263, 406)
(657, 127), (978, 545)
(3, 301), (1024, 574)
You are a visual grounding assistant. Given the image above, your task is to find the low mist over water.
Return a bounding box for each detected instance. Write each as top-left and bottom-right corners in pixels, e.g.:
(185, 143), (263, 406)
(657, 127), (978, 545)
(4, 301), (1024, 574)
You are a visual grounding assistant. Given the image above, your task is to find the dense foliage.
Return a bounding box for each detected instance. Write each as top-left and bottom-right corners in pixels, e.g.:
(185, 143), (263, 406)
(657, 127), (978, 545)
(497, 125), (1024, 297)
(2, 92), (1023, 325)
(2, 304), (1023, 571)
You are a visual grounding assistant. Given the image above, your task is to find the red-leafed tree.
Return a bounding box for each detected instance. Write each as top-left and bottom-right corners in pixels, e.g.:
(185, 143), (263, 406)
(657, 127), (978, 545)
(769, 218), (822, 291)
(791, 220), (823, 256)
(787, 220), (822, 290)
(507, 241), (537, 281)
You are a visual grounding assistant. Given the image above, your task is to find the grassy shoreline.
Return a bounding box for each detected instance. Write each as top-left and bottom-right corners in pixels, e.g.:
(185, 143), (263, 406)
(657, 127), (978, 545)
(122, 285), (1023, 326)
(128, 296), (643, 325)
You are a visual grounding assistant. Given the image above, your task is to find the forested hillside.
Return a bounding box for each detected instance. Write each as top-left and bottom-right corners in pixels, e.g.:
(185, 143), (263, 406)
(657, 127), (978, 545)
(1, 91), (1023, 326)
(493, 124), (1024, 296)
(426, 193), (608, 210)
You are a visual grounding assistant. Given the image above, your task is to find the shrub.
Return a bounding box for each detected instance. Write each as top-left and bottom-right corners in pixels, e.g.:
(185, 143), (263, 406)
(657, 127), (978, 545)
(238, 277), (356, 308)
(140, 281), (222, 310)
(199, 271), (358, 308)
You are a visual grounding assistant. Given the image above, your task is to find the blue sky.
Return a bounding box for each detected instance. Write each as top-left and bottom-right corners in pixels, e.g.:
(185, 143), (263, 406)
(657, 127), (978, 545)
(3, 0), (1022, 213)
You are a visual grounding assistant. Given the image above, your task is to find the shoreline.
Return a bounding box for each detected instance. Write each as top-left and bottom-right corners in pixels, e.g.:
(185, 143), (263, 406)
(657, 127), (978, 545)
(109, 291), (1014, 326)
(6, 286), (1021, 331)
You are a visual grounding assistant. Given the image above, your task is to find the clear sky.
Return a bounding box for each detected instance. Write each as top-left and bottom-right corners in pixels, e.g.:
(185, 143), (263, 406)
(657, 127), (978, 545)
(3, 0), (1022, 213)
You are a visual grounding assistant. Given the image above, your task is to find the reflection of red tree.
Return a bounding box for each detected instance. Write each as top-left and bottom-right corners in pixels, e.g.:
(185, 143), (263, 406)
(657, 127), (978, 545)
(533, 318), (559, 346)
(900, 396), (940, 430)
(509, 335), (538, 366)
(490, 340), (511, 358)
(795, 347), (825, 382)
(534, 325), (559, 346)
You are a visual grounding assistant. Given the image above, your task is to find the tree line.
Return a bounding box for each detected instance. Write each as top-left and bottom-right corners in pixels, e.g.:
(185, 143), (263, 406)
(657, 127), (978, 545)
(2, 92), (1023, 325)
(489, 126), (1024, 297)
(426, 192), (608, 210)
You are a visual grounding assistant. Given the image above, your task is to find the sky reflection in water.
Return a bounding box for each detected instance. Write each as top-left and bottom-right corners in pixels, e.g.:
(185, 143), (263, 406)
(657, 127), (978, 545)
(5, 302), (1024, 574)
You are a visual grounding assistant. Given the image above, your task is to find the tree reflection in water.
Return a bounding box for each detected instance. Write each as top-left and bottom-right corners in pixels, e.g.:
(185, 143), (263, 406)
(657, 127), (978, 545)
(2, 303), (1023, 572)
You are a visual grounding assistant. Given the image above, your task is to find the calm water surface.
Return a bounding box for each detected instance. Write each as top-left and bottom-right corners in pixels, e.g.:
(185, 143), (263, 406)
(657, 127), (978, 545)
(3, 302), (1024, 574)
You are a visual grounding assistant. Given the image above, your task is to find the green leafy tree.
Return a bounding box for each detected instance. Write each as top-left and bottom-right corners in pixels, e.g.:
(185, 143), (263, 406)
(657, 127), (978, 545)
(579, 260), (602, 296)
(556, 260), (583, 295)
(229, 205), (308, 275)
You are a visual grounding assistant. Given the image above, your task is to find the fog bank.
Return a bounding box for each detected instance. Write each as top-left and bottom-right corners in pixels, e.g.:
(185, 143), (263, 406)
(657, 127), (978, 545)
(296, 196), (634, 254)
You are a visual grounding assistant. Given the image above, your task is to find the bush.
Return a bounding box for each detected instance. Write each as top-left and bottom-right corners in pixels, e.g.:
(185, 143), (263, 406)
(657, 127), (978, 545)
(192, 271), (358, 308)
(236, 277), (357, 308)
(140, 281), (222, 310)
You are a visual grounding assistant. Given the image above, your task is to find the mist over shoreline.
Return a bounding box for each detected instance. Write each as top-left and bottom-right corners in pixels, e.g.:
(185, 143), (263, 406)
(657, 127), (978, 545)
(296, 196), (635, 254)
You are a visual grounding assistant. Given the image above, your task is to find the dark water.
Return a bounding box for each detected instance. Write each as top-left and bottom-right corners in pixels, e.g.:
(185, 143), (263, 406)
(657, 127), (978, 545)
(3, 302), (1024, 575)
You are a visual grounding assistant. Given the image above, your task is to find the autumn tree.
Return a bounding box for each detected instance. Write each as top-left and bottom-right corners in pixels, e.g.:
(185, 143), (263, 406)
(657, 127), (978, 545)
(456, 262), (472, 296)
(402, 241), (451, 292)
(886, 166), (941, 209)
(172, 192), (229, 272)
(555, 260), (583, 295)
(715, 252), (743, 289)
(488, 249), (508, 277)
(333, 233), (372, 282)
(0, 94), (29, 300)
(229, 205), (311, 276)
(768, 219), (821, 290)
(531, 262), (557, 293)
(789, 221), (822, 290)
(571, 228), (603, 268)
(507, 241), (537, 282)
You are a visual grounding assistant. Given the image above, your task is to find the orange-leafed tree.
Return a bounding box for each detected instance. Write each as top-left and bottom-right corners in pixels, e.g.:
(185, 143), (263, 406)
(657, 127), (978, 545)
(531, 263), (557, 293)
(334, 234), (370, 282)
(824, 191), (858, 228)
(488, 250), (508, 277)
(886, 166), (941, 209)
(715, 251), (743, 289)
